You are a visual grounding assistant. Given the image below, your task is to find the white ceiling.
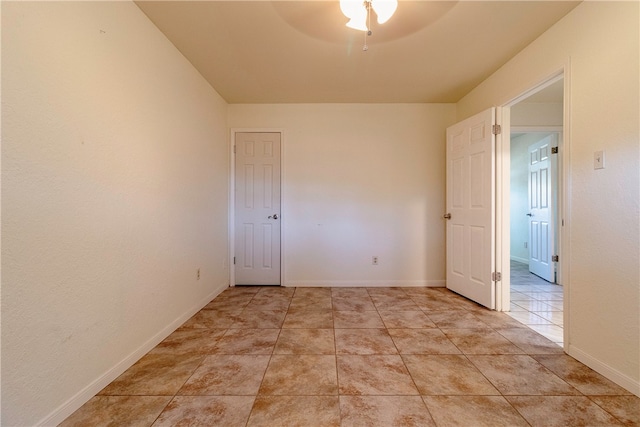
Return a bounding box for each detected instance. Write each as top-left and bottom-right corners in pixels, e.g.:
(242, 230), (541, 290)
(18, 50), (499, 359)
(135, 1), (579, 104)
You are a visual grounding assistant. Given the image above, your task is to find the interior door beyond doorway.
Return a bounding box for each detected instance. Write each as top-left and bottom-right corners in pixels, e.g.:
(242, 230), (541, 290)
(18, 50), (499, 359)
(445, 108), (496, 309)
(528, 135), (556, 282)
(234, 132), (281, 285)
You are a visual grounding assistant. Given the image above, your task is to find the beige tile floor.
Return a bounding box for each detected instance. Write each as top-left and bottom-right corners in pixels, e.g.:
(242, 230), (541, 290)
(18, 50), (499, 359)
(508, 261), (564, 346)
(60, 286), (639, 426)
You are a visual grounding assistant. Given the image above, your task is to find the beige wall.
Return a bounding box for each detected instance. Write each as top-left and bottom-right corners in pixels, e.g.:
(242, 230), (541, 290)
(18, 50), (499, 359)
(1, 2), (230, 425)
(458, 1), (640, 394)
(511, 102), (563, 127)
(3, 1), (639, 424)
(229, 104), (456, 287)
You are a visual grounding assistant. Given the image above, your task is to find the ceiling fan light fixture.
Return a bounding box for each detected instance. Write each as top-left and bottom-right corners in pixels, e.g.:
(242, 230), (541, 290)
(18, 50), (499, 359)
(340, 0), (362, 20)
(345, 9), (369, 31)
(371, 0), (397, 24)
(340, 0), (397, 32)
(340, 0), (397, 50)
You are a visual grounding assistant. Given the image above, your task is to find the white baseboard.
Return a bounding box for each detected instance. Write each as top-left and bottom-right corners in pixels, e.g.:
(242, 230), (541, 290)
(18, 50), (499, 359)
(283, 280), (445, 288)
(38, 283), (228, 427)
(510, 256), (529, 264)
(568, 344), (640, 397)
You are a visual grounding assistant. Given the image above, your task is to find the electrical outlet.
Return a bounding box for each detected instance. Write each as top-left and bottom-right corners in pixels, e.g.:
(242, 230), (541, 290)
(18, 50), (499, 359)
(372, 256), (379, 265)
(197, 268), (200, 280)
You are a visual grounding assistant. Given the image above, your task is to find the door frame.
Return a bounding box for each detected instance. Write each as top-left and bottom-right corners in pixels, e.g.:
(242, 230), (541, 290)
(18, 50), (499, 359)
(229, 128), (285, 287)
(497, 67), (570, 351)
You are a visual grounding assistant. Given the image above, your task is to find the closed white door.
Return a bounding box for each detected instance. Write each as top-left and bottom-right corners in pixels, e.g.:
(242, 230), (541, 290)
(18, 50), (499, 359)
(445, 108), (496, 309)
(528, 135), (556, 282)
(235, 132), (281, 285)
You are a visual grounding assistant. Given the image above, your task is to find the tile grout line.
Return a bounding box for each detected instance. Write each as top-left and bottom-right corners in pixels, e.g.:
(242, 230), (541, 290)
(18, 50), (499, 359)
(62, 285), (637, 426)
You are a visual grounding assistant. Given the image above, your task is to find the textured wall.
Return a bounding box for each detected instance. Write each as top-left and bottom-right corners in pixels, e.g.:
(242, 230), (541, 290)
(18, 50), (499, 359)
(2, 2), (229, 425)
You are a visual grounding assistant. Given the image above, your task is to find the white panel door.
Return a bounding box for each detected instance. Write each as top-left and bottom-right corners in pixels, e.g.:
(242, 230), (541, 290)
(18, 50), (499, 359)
(528, 136), (555, 282)
(235, 132), (281, 285)
(445, 108), (496, 309)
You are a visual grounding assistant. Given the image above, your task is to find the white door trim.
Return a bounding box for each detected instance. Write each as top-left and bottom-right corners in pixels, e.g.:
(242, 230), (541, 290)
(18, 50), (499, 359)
(498, 64), (571, 353)
(511, 126), (563, 133)
(229, 128), (285, 287)
(494, 106), (506, 311)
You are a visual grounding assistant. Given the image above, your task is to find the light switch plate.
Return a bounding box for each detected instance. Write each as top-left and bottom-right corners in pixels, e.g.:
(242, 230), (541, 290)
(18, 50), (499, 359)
(594, 150), (605, 169)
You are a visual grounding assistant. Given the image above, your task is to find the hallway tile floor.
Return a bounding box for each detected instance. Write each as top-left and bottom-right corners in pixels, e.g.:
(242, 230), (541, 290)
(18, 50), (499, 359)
(60, 286), (638, 426)
(509, 261), (564, 346)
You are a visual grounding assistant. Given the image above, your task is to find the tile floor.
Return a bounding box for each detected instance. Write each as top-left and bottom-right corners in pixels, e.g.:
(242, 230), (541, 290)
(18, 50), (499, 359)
(509, 261), (564, 346)
(60, 286), (639, 426)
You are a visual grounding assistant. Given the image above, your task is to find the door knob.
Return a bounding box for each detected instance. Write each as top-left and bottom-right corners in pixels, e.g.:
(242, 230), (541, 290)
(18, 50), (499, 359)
(268, 214), (279, 220)
(526, 213), (533, 217)
(443, 213), (452, 220)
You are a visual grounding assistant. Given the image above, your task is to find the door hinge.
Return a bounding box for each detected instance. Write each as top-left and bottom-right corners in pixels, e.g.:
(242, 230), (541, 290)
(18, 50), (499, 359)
(552, 255), (559, 262)
(233, 257), (236, 265)
(551, 147), (558, 154)
(492, 272), (502, 282)
(233, 145), (236, 154)
(492, 124), (502, 135)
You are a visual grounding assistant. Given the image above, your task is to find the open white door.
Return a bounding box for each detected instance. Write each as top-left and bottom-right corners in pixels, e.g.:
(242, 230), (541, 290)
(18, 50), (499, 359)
(445, 108), (496, 309)
(528, 135), (556, 282)
(234, 132), (281, 285)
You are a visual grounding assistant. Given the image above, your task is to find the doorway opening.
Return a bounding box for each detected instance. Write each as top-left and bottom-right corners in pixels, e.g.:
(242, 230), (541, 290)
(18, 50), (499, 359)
(503, 76), (566, 347)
